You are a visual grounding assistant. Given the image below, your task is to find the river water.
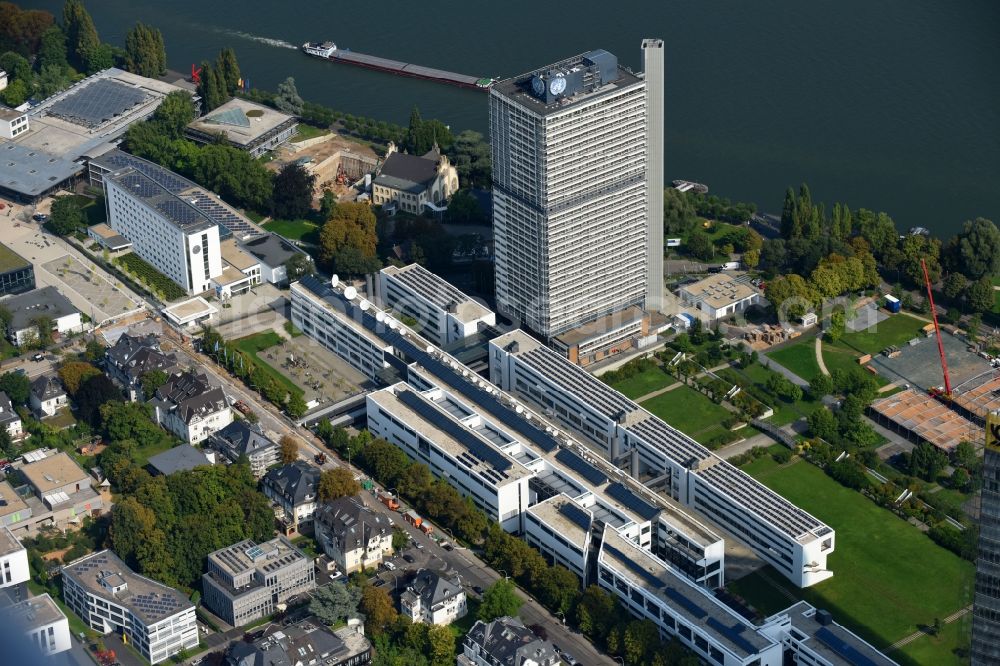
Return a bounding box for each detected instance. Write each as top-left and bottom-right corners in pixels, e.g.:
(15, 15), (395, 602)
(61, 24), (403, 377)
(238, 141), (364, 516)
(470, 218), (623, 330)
(25, 0), (1000, 236)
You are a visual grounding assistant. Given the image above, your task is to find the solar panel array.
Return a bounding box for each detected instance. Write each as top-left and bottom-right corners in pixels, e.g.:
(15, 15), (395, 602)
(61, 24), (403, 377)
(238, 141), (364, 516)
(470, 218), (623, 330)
(605, 482), (659, 520)
(557, 500), (592, 532)
(118, 172), (161, 199)
(131, 591), (185, 621)
(188, 192), (259, 238)
(396, 389), (514, 487)
(625, 415), (709, 468)
(519, 345), (637, 419)
(706, 617), (760, 656)
(391, 264), (472, 310)
(49, 79), (148, 129)
(99, 151), (193, 193)
(156, 199), (204, 228)
(814, 627), (885, 666)
(554, 448), (607, 486)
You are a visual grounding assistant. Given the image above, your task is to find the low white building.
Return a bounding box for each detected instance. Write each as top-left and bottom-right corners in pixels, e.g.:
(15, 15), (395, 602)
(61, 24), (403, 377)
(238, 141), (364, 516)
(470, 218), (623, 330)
(400, 569), (467, 626)
(314, 496), (393, 574)
(151, 371), (232, 444)
(378, 263), (495, 347)
(62, 550), (198, 665)
(4, 287), (83, 346)
(0, 105), (28, 140)
(162, 297), (218, 330)
(239, 233), (307, 285)
(29, 375), (67, 418)
(679, 272), (761, 321)
(4, 593), (72, 657)
(185, 98), (297, 159)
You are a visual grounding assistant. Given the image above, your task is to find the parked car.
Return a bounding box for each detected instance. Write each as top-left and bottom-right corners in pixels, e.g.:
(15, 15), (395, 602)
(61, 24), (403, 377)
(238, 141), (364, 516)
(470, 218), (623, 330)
(383, 561), (396, 571)
(330, 571), (344, 580)
(31, 353), (44, 362)
(403, 554), (415, 563)
(472, 586), (484, 596)
(414, 542), (424, 550)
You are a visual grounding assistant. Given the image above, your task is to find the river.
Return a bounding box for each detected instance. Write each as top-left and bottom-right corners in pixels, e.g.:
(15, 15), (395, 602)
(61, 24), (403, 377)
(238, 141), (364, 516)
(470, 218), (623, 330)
(25, 0), (1000, 236)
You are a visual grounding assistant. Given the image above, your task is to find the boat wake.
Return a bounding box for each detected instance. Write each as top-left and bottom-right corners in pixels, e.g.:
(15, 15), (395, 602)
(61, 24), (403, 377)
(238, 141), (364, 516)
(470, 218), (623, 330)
(214, 28), (296, 50)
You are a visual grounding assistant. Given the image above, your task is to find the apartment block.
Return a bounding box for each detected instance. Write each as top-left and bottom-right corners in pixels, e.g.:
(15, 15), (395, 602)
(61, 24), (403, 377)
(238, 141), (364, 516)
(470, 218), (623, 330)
(0, 526), (30, 589)
(151, 370), (232, 444)
(262, 461), (321, 535)
(63, 550), (197, 665)
(378, 263), (495, 347)
(202, 536), (315, 627)
(208, 420), (279, 478)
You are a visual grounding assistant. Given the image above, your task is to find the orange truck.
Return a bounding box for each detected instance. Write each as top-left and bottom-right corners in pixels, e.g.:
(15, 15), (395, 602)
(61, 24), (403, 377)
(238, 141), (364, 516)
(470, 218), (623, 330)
(404, 510), (422, 527)
(379, 493), (399, 511)
(419, 523), (433, 535)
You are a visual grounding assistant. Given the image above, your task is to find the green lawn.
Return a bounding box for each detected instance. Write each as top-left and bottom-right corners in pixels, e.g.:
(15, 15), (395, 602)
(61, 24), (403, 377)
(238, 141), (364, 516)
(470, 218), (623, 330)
(898, 614), (973, 666)
(718, 364), (818, 426)
(767, 339), (822, 383)
(131, 437), (180, 469)
(839, 313), (926, 355)
(292, 124), (331, 142)
(609, 366), (675, 399)
(728, 457), (974, 660)
(232, 331), (304, 399)
(263, 218), (320, 243)
(640, 385), (732, 443)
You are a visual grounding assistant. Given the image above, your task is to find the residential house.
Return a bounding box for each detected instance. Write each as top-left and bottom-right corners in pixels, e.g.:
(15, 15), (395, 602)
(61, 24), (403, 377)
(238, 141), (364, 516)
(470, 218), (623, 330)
(202, 536), (314, 627)
(224, 618), (370, 666)
(458, 616), (560, 666)
(208, 421), (279, 478)
(105, 333), (179, 401)
(0, 451), (103, 537)
(151, 370), (232, 444)
(314, 496), (393, 574)
(3, 287), (83, 346)
(400, 569), (467, 626)
(261, 461), (320, 535)
(0, 391), (22, 439)
(29, 375), (67, 418)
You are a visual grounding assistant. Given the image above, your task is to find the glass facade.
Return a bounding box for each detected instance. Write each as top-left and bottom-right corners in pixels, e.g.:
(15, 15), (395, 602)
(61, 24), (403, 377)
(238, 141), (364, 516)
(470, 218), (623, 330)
(972, 414), (1000, 664)
(0, 264), (35, 297)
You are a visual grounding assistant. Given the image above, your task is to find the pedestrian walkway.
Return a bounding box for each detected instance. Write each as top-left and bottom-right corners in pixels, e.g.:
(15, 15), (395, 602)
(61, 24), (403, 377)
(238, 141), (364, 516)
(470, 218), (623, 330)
(815, 337), (830, 376)
(886, 604), (972, 651)
(631, 362), (731, 403)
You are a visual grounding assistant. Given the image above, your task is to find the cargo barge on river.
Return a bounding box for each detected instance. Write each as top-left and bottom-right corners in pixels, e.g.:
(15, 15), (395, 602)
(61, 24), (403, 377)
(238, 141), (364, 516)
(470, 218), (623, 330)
(302, 41), (495, 90)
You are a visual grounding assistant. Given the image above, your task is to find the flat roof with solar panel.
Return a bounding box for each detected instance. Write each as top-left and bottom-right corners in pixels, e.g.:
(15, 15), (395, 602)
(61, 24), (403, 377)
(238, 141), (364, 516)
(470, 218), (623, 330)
(526, 495), (592, 549)
(772, 601), (899, 666)
(382, 263), (493, 323)
(599, 528), (775, 658)
(62, 550), (194, 626)
(91, 149), (265, 239)
(370, 386), (531, 487)
(204, 536), (308, 597)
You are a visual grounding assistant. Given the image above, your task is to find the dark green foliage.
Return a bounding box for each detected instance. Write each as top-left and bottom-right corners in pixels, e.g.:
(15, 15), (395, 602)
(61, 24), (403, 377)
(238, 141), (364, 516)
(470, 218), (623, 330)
(191, 143), (274, 211)
(0, 371), (30, 405)
(948, 217), (1000, 281)
(477, 579), (522, 621)
(272, 163), (316, 220)
(283, 253), (313, 282)
(445, 130), (491, 188)
(48, 196), (86, 236)
(909, 441), (948, 481)
(37, 25), (68, 70)
(215, 47), (240, 95)
(62, 0), (101, 72)
(196, 60), (226, 112)
(405, 106), (453, 155)
(443, 189), (487, 225)
(965, 277), (993, 314)
(75, 373), (122, 426)
(686, 191), (756, 226)
(928, 524), (978, 561)
(685, 230), (715, 260)
(663, 187), (698, 236)
(309, 582), (362, 626)
(113, 253), (187, 300)
(140, 369), (168, 400)
(123, 22), (166, 77)
(826, 459), (870, 490)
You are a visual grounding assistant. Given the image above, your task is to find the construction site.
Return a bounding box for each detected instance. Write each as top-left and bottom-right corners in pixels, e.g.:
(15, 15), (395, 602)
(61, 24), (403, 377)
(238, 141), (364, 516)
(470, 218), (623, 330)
(269, 131), (380, 203)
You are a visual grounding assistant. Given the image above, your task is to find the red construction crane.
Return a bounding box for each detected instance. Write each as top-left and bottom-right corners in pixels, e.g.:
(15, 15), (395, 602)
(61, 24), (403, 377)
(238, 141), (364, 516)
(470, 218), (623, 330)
(921, 258), (951, 396)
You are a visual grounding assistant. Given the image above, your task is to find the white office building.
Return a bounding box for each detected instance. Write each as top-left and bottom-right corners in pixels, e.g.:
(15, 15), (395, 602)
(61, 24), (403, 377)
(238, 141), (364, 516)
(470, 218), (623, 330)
(378, 263), (495, 347)
(62, 550), (198, 665)
(4, 593), (72, 657)
(642, 38), (665, 313)
(290, 276), (394, 381)
(489, 330), (835, 589)
(490, 48), (648, 338)
(367, 383), (533, 532)
(0, 105), (28, 140)
(0, 525), (30, 589)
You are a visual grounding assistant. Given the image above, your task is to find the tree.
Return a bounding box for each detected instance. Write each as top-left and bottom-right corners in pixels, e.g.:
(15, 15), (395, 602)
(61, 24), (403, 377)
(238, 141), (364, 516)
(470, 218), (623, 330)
(824, 310), (846, 342)
(965, 278), (993, 314)
(910, 441), (948, 481)
(140, 370), (168, 400)
(38, 25), (68, 71)
(477, 579), (522, 621)
(283, 253), (313, 282)
(359, 438), (410, 487)
(391, 527), (409, 552)
(272, 163), (316, 220)
(743, 247), (760, 269)
(951, 467), (971, 492)
(0, 5), (54, 56)
(766, 274), (818, 320)
(443, 189), (486, 226)
(48, 196), (86, 236)
(0, 77), (29, 107)
(123, 22), (166, 77)
(192, 144), (274, 211)
(951, 218), (1000, 281)
(286, 392), (307, 419)
(215, 47), (241, 95)
(0, 371), (30, 405)
(685, 230), (715, 261)
(319, 190), (338, 219)
(445, 130), (491, 188)
(35, 63), (71, 98)
(318, 467), (360, 502)
(62, 0), (100, 72)
(59, 361), (102, 395)
(807, 406), (837, 441)
(99, 402), (164, 447)
(319, 202), (378, 273)
(954, 440), (977, 470)
(360, 584), (397, 635)
(808, 374), (833, 399)
(426, 624), (456, 666)
(110, 497), (172, 580)
(663, 188), (698, 236)
(279, 435), (299, 464)
(275, 77), (303, 115)
(624, 620), (660, 666)
(309, 581), (362, 626)
(942, 272), (968, 301)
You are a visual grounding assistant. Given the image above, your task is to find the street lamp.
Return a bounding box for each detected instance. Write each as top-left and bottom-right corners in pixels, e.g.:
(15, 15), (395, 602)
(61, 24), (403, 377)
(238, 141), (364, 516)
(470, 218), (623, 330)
(497, 569), (510, 581)
(556, 610), (566, 625)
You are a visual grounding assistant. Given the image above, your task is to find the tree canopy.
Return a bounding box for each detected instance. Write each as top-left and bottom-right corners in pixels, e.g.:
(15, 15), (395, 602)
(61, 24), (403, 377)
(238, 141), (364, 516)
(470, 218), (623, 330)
(318, 467), (360, 502)
(272, 163), (316, 220)
(309, 582), (362, 626)
(0, 371), (30, 405)
(62, 0), (101, 72)
(123, 22), (166, 78)
(477, 579), (523, 621)
(275, 76), (303, 115)
(319, 202), (379, 275)
(950, 217), (1000, 281)
(48, 196), (86, 236)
